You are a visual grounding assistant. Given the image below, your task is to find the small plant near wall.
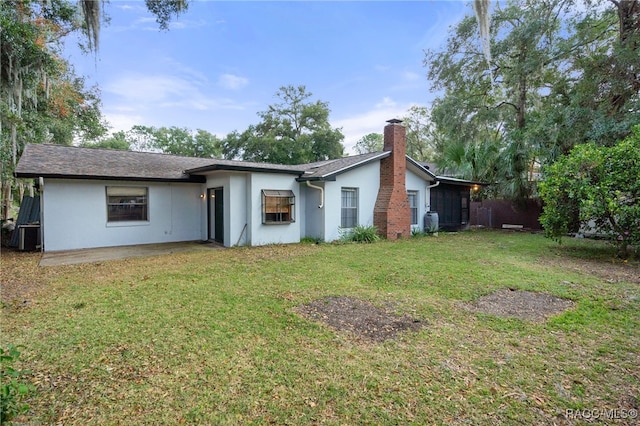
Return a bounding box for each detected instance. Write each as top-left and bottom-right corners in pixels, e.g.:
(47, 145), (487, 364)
(1, 345), (33, 425)
(300, 236), (322, 244)
(339, 225), (380, 243)
(411, 227), (439, 238)
(411, 228), (426, 238)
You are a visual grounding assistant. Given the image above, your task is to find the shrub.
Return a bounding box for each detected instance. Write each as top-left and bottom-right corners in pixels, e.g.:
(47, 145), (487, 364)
(540, 126), (640, 258)
(340, 225), (380, 243)
(300, 236), (322, 244)
(411, 228), (425, 238)
(1, 345), (32, 425)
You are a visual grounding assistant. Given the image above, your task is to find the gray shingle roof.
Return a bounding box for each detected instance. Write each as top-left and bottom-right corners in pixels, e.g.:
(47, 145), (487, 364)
(16, 144), (476, 185)
(15, 144), (214, 182)
(296, 151), (390, 180)
(185, 159), (305, 175)
(15, 144), (393, 182)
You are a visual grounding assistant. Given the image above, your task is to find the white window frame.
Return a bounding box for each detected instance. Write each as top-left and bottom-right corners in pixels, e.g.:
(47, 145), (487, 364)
(341, 187), (358, 228)
(262, 189), (295, 224)
(106, 186), (148, 223)
(408, 191), (418, 225)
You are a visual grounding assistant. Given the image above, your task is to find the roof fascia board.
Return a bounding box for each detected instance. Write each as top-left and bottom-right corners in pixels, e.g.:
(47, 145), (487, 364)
(295, 176), (337, 182)
(406, 156), (437, 179)
(436, 176), (487, 186)
(15, 173), (206, 184)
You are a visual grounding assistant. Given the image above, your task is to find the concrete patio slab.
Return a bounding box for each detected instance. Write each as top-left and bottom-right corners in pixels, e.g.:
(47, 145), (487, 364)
(39, 241), (222, 267)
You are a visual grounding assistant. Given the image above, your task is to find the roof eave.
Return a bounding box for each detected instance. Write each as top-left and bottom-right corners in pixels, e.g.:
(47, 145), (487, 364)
(406, 156), (437, 180)
(295, 176), (337, 182)
(436, 176), (488, 186)
(15, 172), (207, 184)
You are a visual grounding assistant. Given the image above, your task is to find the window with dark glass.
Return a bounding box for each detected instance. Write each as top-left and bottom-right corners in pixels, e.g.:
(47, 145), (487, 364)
(408, 191), (418, 225)
(262, 190), (295, 224)
(341, 188), (358, 228)
(106, 187), (148, 222)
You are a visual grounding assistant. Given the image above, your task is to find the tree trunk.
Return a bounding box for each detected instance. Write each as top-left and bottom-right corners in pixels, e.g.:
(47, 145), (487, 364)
(18, 180), (25, 206)
(2, 180), (12, 221)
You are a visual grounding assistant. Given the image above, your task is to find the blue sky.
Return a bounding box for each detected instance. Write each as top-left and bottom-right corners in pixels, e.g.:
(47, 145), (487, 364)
(64, 1), (473, 153)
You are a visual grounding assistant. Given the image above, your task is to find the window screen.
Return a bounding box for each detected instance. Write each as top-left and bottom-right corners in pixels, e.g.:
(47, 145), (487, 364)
(341, 188), (358, 228)
(106, 187), (148, 222)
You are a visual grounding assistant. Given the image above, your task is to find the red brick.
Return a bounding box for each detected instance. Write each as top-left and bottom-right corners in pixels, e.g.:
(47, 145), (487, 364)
(373, 121), (411, 239)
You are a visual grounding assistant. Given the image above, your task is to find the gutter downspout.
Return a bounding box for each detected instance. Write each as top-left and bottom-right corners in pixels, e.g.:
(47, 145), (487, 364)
(425, 180), (439, 209)
(306, 181), (324, 208)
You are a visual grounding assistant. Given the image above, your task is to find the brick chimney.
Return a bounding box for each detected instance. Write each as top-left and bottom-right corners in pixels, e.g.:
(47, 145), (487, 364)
(373, 119), (411, 239)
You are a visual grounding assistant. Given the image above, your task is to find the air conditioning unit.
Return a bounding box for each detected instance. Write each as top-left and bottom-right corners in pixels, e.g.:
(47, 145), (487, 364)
(18, 224), (40, 251)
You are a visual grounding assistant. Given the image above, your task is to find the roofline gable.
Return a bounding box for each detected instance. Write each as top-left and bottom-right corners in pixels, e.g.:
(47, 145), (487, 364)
(297, 151), (390, 181)
(186, 163), (305, 175)
(406, 156), (437, 180)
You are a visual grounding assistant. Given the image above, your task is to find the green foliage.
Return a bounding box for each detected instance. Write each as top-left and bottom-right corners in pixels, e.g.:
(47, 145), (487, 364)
(354, 133), (383, 154)
(411, 228), (426, 238)
(339, 225), (380, 244)
(300, 236), (322, 244)
(540, 127), (640, 258)
(402, 106), (438, 162)
(2, 232), (639, 424)
(144, 0), (189, 30)
(125, 126), (222, 158)
(82, 131), (130, 150)
(1, 0), (108, 219)
(353, 107), (439, 161)
(1, 345), (31, 425)
(424, 0), (640, 201)
(221, 85), (344, 164)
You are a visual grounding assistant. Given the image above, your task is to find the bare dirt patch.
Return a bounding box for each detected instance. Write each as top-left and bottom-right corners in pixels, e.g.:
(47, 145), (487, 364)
(295, 296), (425, 342)
(543, 255), (640, 284)
(463, 289), (575, 322)
(0, 249), (49, 307)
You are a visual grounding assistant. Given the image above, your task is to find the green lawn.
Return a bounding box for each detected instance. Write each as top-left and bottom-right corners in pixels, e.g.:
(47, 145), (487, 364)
(2, 230), (639, 425)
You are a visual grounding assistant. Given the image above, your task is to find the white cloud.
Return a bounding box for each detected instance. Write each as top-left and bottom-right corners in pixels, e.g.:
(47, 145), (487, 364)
(402, 71), (421, 82)
(218, 74), (249, 90)
(335, 98), (424, 155)
(106, 74), (194, 104)
(104, 112), (144, 133)
(101, 71), (247, 132)
(375, 97), (397, 108)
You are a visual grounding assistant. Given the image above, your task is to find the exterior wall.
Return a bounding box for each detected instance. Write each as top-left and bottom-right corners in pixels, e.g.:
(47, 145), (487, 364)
(303, 181), (325, 240)
(42, 179), (202, 252)
(248, 172), (301, 246)
(323, 161), (380, 242)
(203, 173), (251, 247)
(229, 174), (249, 245)
(405, 169), (430, 232)
(203, 174), (230, 244)
(41, 163), (440, 252)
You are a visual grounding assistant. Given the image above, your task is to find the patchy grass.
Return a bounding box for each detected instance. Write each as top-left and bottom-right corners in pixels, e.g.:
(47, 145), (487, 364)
(1, 230), (639, 425)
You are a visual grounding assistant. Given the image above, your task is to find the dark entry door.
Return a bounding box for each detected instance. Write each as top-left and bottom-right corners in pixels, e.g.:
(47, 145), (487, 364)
(207, 187), (224, 244)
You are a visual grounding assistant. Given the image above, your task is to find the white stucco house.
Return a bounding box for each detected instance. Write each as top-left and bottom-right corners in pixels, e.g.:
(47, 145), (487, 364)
(15, 120), (479, 252)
